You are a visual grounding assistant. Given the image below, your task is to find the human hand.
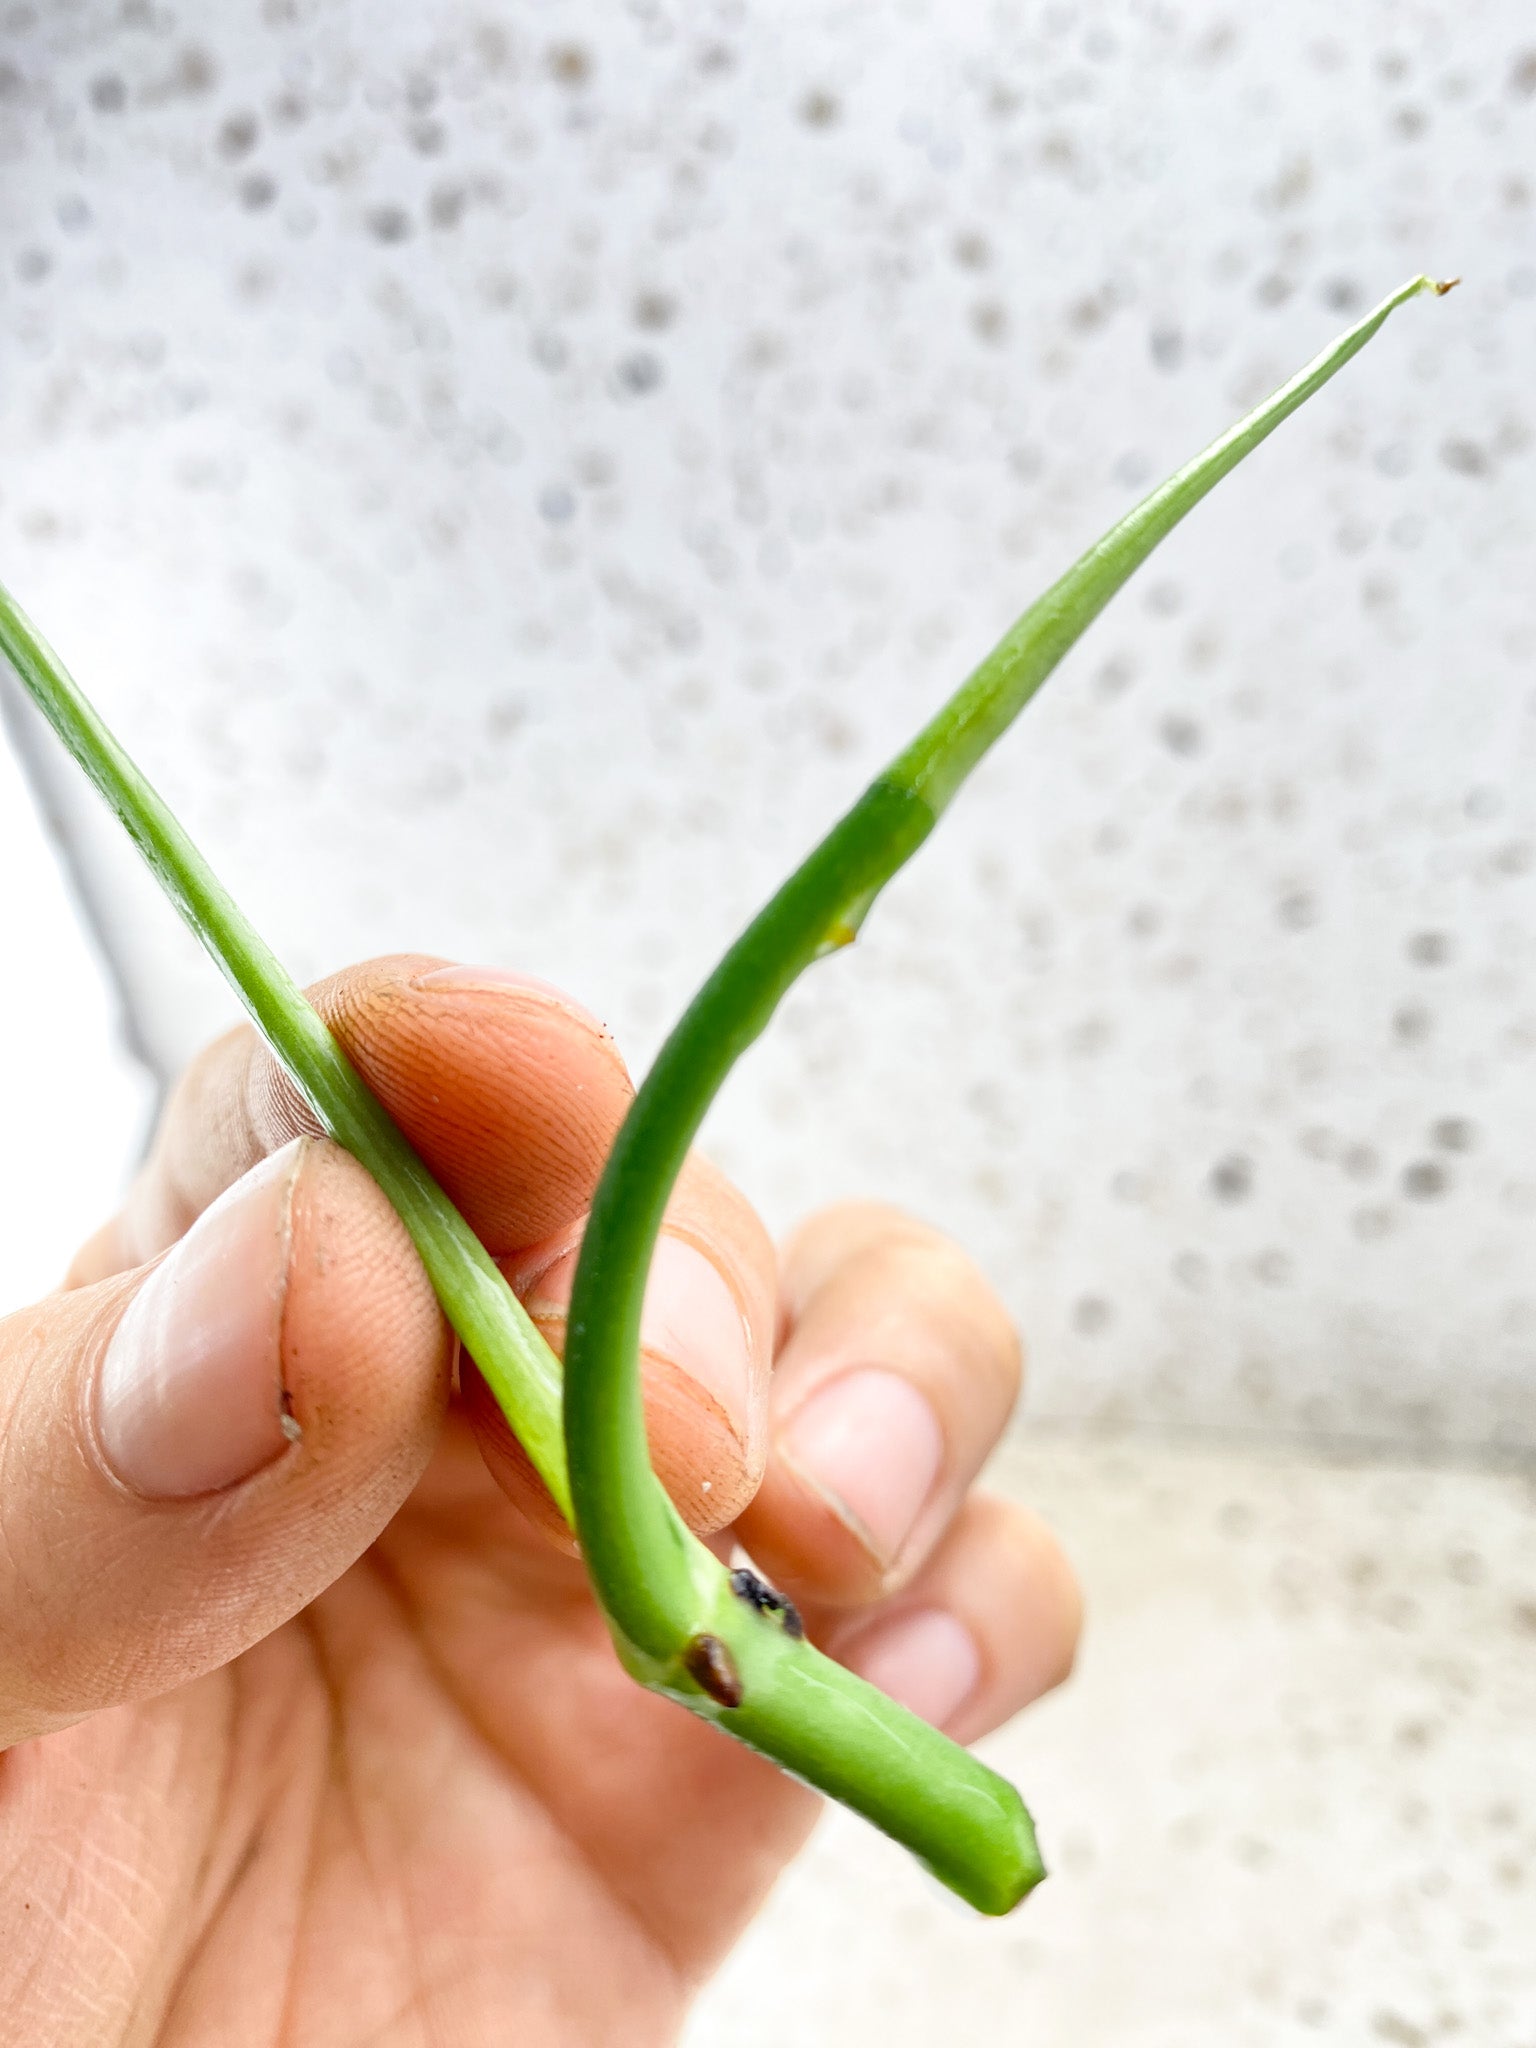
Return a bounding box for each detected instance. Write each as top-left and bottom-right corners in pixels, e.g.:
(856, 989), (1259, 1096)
(0, 955), (1080, 2045)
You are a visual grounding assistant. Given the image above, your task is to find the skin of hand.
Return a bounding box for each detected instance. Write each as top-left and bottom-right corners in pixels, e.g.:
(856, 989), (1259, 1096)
(0, 955), (1081, 2046)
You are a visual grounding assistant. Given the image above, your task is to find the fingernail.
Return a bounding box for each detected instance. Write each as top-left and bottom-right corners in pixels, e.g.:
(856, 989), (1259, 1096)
(524, 1233), (753, 1442)
(779, 1368), (944, 1567)
(842, 1608), (981, 1730)
(411, 963), (609, 1036)
(96, 1142), (304, 1498)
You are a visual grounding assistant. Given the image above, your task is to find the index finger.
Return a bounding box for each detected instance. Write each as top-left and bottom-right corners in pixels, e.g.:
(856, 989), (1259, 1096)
(70, 954), (635, 1281)
(67, 952), (780, 1540)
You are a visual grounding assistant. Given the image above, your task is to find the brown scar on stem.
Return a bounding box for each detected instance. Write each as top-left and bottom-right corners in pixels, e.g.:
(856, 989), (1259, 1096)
(683, 1633), (744, 1709)
(1433, 277), (1461, 295)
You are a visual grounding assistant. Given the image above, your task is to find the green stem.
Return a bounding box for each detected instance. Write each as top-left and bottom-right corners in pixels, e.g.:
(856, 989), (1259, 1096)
(0, 274), (1451, 1923)
(562, 275), (1455, 1910)
(0, 583), (572, 1523)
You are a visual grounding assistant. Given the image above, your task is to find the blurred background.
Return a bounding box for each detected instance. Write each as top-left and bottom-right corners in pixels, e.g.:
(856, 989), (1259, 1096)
(2, 2), (1533, 2040)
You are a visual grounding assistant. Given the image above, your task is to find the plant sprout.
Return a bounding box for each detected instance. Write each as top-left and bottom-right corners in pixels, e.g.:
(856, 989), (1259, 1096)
(0, 274), (1453, 1918)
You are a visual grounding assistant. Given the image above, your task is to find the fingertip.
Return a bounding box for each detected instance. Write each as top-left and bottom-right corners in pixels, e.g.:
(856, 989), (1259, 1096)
(94, 1140), (304, 1499)
(837, 1606), (983, 1733)
(950, 1500), (1084, 1740)
(939, 1494), (1083, 1707)
(309, 955), (635, 1253)
(82, 950), (638, 1285)
(90, 1134), (452, 1511)
(408, 961), (616, 1043)
(739, 1214), (1024, 1609)
(730, 1443), (895, 1607)
(821, 1495), (1083, 1745)
(1038, 1513), (1084, 1682)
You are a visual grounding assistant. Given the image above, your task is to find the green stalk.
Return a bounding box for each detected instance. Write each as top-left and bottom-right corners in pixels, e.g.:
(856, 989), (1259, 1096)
(0, 583), (572, 1523)
(1, 274), (1451, 1922)
(561, 275), (1456, 1909)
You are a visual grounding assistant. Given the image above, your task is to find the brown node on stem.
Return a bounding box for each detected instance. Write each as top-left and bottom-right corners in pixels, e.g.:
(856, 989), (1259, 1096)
(683, 1633), (744, 1708)
(1433, 277), (1461, 295)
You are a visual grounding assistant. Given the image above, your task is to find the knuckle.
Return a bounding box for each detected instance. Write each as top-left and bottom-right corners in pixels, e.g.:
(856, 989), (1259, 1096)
(852, 1237), (1022, 1393)
(781, 1198), (929, 1276)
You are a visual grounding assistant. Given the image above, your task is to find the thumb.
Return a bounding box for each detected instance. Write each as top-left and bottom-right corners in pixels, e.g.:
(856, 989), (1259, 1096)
(0, 1137), (450, 1748)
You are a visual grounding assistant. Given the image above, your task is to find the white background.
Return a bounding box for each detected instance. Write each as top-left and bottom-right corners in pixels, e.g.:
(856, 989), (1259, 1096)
(0, 729), (149, 1304)
(3, 0), (1535, 1444)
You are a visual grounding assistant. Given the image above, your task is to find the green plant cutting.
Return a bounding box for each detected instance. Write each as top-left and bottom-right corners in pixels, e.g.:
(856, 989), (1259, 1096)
(0, 272), (1454, 1918)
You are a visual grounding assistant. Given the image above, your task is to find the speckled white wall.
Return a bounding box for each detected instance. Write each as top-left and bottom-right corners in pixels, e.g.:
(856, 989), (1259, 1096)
(2, 0), (1534, 1446)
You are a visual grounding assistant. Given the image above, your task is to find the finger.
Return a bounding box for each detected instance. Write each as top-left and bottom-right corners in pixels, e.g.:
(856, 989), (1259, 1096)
(68, 952), (783, 1544)
(817, 1494), (1081, 1745)
(0, 1136), (451, 1748)
(463, 1152), (780, 1537)
(733, 1202), (1022, 1607)
(68, 955), (635, 1282)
